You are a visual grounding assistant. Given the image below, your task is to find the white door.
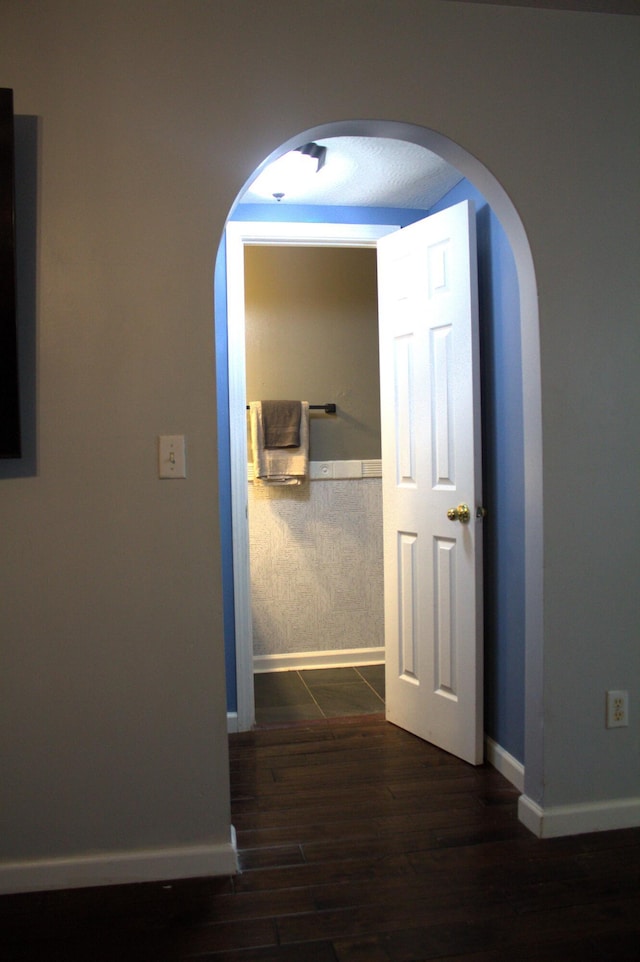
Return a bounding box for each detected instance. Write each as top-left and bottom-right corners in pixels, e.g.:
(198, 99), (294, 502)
(377, 200), (483, 765)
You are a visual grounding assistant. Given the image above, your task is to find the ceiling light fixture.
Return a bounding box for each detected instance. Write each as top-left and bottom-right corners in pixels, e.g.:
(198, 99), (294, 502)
(296, 142), (327, 173)
(249, 142), (328, 202)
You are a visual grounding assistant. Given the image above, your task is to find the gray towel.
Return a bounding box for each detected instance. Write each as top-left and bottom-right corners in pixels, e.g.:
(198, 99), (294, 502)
(261, 400), (302, 448)
(250, 401), (309, 485)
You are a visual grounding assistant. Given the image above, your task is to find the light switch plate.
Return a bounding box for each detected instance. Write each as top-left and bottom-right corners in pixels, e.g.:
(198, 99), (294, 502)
(158, 435), (186, 478)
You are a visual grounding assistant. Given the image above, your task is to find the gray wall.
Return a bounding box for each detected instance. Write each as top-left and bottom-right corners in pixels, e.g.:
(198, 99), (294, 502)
(245, 245), (380, 461)
(1, 1), (638, 887)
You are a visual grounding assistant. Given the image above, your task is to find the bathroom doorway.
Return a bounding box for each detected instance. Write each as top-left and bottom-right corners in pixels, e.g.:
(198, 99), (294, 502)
(227, 221), (398, 732)
(242, 240), (386, 727)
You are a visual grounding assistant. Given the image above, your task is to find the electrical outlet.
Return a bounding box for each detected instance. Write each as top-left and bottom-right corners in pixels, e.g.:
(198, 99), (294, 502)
(606, 690), (629, 728)
(310, 461), (333, 480)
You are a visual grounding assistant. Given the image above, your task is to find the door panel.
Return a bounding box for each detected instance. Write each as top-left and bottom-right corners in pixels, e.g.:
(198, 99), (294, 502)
(377, 200), (483, 765)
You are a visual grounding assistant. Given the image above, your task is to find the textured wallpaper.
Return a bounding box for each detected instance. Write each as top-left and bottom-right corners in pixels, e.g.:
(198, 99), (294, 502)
(248, 478), (384, 657)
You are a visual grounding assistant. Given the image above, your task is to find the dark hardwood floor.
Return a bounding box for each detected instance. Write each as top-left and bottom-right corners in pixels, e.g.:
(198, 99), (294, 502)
(2, 714), (639, 960)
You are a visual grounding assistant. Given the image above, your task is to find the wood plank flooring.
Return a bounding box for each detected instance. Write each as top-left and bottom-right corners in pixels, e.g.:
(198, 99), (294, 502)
(2, 714), (639, 960)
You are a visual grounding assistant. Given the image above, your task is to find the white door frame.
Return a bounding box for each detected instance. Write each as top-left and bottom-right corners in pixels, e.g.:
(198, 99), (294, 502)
(226, 221), (398, 732)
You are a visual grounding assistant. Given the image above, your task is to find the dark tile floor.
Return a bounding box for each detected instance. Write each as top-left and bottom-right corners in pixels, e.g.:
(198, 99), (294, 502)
(254, 665), (385, 726)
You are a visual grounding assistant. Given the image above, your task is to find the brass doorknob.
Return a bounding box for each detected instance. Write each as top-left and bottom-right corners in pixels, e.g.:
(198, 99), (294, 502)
(447, 503), (471, 523)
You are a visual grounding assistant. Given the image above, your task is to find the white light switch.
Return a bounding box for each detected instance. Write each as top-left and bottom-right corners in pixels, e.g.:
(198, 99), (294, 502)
(158, 435), (186, 479)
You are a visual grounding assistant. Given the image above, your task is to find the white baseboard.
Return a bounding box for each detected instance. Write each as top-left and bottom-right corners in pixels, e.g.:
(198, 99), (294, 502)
(518, 793), (640, 838)
(253, 647), (384, 673)
(484, 736), (524, 792)
(0, 832), (239, 895)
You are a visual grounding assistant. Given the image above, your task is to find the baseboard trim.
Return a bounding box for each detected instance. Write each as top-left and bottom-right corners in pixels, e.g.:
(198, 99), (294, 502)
(518, 793), (640, 838)
(484, 736), (524, 792)
(0, 832), (239, 895)
(253, 647), (385, 673)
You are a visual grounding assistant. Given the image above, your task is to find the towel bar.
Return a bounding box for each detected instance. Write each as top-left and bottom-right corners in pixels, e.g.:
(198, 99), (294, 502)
(246, 403), (336, 414)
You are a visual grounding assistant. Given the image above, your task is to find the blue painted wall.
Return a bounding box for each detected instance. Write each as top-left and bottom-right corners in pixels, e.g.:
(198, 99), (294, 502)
(214, 239), (236, 707)
(430, 183), (525, 762)
(216, 196), (525, 764)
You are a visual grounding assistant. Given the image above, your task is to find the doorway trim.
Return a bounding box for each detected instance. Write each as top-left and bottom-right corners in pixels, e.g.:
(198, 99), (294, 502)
(226, 221), (398, 732)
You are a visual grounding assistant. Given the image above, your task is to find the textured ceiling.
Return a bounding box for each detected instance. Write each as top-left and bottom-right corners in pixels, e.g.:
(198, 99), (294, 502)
(240, 137), (464, 210)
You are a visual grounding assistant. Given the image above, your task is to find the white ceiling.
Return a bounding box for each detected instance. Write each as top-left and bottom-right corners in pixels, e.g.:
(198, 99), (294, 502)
(240, 136), (464, 211)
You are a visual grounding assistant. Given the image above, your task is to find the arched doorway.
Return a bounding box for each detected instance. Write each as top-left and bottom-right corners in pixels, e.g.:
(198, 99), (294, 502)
(216, 120), (543, 807)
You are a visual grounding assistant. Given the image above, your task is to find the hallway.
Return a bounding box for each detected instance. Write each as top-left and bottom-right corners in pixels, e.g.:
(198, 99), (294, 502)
(3, 715), (639, 960)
